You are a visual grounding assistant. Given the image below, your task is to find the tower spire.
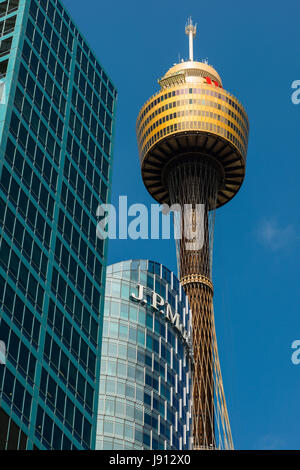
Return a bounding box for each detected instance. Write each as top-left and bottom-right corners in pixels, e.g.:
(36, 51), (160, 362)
(185, 17), (197, 61)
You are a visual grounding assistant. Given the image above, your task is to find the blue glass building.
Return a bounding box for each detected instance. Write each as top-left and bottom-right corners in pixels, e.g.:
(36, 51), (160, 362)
(0, 0), (117, 449)
(96, 260), (193, 450)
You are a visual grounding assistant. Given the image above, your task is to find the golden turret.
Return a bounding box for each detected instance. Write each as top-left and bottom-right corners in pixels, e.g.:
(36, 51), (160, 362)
(137, 51), (249, 209)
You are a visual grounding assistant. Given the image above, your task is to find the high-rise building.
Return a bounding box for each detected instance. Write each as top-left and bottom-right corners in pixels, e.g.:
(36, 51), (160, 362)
(0, 0), (117, 449)
(96, 260), (193, 450)
(136, 19), (249, 449)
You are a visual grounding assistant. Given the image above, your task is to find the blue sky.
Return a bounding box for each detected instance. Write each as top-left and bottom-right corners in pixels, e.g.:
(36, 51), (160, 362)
(64, 0), (300, 449)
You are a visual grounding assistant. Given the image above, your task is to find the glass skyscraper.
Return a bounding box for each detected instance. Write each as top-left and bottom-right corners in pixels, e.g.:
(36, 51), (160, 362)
(0, 0), (117, 449)
(96, 260), (193, 450)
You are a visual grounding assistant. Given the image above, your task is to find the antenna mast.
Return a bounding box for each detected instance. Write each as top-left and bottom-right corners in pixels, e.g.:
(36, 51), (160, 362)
(185, 17), (197, 61)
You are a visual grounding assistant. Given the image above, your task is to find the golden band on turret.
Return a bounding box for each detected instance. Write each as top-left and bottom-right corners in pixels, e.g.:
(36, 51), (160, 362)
(180, 274), (214, 294)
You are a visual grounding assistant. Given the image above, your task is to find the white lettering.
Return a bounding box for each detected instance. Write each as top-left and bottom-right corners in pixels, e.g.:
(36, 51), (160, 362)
(291, 340), (300, 365)
(130, 284), (144, 302)
(151, 292), (164, 311)
(291, 80), (300, 105)
(96, 204), (116, 239)
(130, 286), (189, 345)
(165, 303), (181, 329)
(128, 203), (149, 240)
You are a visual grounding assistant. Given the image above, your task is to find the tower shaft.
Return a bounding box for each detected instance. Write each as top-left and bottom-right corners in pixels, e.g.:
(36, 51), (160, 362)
(167, 158), (219, 448)
(184, 281), (214, 448)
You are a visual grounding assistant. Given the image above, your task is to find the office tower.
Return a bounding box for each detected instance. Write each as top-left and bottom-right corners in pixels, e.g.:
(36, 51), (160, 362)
(0, 0), (117, 449)
(136, 19), (249, 448)
(96, 260), (193, 450)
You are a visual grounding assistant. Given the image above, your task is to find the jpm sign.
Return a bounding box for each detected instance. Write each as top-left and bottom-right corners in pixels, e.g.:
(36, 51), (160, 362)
(130, 284), (190, 346)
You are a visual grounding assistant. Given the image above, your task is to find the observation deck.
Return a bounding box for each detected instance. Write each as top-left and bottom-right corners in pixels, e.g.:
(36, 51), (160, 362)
(136, 60), (249, 208)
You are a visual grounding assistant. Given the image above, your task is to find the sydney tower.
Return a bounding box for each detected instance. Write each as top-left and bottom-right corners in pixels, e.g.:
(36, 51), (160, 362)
(136, 19), (249, 449)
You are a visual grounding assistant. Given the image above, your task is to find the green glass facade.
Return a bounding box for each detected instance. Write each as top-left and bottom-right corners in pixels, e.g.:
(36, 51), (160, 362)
(0, 0), (117, 449)
(96, 260), (193, 450)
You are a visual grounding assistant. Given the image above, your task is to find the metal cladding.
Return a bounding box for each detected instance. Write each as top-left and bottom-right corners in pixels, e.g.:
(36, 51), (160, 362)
(136, 20), (249, 450)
